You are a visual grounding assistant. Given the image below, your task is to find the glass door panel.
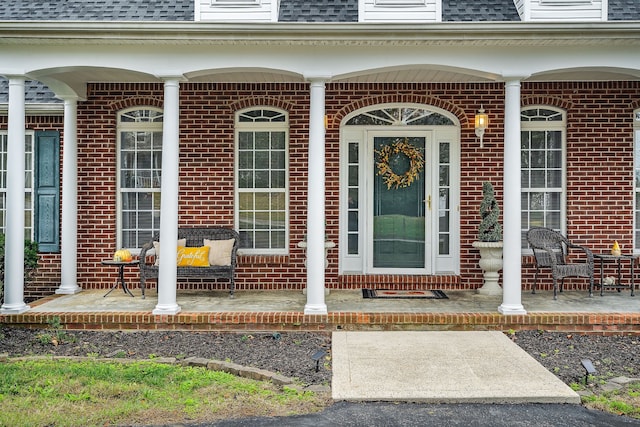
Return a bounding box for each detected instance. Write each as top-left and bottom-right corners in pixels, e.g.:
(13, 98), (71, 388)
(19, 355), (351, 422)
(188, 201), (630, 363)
(373, 136), (426, 269)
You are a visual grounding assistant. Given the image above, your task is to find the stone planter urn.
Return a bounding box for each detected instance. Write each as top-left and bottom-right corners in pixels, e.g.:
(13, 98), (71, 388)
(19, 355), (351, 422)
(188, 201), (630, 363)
(472, 241), (503, 295)
(473, 182), (503, 295)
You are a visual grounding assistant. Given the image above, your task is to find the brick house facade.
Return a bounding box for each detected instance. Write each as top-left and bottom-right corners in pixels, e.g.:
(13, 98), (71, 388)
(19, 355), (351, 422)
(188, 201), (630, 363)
(2, 0), (640, 316)
(5, 80), (638, 301)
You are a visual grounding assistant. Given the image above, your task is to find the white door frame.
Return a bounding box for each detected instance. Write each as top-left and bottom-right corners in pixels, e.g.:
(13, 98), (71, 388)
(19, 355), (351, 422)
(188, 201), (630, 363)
(338, 104), (460, 276)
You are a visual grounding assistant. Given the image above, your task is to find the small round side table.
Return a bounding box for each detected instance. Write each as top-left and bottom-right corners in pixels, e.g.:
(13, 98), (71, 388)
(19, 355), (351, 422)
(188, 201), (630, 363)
(101, 259), (140, 298)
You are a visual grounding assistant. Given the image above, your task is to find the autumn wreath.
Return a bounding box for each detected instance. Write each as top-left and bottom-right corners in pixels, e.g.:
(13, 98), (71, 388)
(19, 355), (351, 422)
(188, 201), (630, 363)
(375, 138), (425, 190)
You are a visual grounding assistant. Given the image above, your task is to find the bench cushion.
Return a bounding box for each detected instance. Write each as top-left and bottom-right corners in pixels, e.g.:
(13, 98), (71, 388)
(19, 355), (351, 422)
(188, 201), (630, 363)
(204, 238), (235, 266)
(153, 238), (186, 266)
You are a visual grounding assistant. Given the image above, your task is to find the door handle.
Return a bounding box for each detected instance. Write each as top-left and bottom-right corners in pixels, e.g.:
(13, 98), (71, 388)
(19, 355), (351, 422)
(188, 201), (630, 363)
(427, 195), (431, 211)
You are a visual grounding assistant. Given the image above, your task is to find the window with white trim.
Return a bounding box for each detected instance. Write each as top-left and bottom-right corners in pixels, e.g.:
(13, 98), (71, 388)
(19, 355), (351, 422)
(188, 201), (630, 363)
(212, 0), (260, 5)
(540, 0), (592, 4)
(235, 108), (288, 254)
(0, 132), (34, 239)
(117, 108), (163, 250)
(521, 107), (566, 249)
(374, 0), (427, 6)
(634, 109), (640, 251)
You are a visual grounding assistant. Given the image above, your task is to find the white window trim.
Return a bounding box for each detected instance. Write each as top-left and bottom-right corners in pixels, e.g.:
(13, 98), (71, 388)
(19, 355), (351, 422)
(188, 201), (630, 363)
(374, 0), (427, 7)
(211, 0), (261, 6)
(234, 107), (290, 256)
(116, 107), (163, 252)
(521, 106), (567, 253)
(540, 0), (592, 4)
(0, 131), (35, 239)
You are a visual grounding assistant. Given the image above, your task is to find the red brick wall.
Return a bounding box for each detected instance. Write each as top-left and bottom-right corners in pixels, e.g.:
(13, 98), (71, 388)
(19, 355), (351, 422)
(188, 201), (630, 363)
(0, 115), (64, 300)
(6, 80), (640, 299)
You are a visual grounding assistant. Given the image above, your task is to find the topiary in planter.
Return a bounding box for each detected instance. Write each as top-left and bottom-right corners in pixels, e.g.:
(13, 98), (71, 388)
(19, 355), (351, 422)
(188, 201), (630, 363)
(0, 234), (39, 302)
(478, 181), (502, 242)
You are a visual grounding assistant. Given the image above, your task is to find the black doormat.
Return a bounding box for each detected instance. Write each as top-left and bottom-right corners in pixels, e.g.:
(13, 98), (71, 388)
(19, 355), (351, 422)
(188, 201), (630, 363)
(362, 289), (448, 299)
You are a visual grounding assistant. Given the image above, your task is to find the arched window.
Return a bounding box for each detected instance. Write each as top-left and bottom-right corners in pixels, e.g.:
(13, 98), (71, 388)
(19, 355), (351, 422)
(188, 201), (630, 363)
(117, 107), (163, 250)
(521, 106), (566, 249)
(345, 106), (454, 126)
(235, 107), (289, 254)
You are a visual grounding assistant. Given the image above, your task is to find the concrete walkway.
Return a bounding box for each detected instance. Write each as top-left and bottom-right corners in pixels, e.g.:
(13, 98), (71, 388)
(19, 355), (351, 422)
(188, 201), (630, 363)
(332, 331), (580, 404)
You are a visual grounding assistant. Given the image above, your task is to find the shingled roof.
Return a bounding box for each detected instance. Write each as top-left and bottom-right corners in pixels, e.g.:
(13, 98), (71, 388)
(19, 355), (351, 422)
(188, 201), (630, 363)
(279, 0), (358, 22)
(0, 0), (638, 103)
(443, 0), (520, 22)
(609, 0), (640, 20)
(0, 0), (193, 21)
(0, 79), (61, 104)
(0, 0), (637, 22)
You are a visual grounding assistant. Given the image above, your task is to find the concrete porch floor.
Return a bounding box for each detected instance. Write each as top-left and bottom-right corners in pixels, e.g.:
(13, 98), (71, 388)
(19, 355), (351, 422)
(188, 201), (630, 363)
(3, 286), (639, 333)
(25, 287), (640, 313)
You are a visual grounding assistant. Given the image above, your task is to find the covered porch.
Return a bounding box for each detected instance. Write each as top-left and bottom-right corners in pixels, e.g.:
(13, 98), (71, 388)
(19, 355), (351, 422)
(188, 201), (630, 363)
(2, 21), (640, 319)
(3, 288), (640, 333)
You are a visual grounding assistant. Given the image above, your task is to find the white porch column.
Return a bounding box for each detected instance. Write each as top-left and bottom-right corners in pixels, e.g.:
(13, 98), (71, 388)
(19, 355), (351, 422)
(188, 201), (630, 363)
(153, 78), (182, 315)
(57, 97), (81, 294)
(1, 76), (29, 314)
(304, 76), (329, 315)
(499, 78), (527, 315)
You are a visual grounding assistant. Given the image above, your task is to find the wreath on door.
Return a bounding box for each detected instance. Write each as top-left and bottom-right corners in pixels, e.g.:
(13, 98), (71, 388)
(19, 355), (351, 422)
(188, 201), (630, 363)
(375, 138), (425, 190)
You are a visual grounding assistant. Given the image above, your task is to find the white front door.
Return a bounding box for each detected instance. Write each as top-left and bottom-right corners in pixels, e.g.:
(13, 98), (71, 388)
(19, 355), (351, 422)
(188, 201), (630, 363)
(339, 105), (460, 276)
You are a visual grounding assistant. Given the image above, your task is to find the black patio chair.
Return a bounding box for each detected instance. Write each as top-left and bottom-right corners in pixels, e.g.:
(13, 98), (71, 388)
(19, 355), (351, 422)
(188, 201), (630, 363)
(526, 227), (594, 300)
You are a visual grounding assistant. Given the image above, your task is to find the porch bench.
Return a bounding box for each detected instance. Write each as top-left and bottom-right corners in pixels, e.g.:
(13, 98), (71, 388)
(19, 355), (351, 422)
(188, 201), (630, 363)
(139, 227), (240, 299)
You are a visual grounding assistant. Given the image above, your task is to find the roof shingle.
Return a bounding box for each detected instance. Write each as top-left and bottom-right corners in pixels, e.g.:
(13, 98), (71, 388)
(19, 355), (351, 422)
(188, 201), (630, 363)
(0, 79), (61, 104)
(0, 0), (193, 21)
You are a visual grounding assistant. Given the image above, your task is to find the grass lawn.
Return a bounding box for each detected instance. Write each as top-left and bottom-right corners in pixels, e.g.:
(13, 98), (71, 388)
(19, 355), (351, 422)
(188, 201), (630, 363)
(0, 359), (330, 427)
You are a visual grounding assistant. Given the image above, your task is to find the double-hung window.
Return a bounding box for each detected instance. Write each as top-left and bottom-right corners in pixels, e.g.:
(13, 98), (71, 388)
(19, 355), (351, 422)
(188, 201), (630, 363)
(235, 108), (288, 254)
(521, 107), (566, 249)
(0, 132), (34, 239)
(117, 108), (163, 250)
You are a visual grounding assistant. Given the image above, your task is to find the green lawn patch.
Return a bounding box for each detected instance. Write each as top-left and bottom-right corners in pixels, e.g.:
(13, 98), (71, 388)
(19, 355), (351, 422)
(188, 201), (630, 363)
(0, 359), (329, 426)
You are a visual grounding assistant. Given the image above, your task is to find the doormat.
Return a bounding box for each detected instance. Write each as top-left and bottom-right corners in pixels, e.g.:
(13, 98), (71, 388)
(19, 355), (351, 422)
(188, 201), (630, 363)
(362, 289), (448, 299)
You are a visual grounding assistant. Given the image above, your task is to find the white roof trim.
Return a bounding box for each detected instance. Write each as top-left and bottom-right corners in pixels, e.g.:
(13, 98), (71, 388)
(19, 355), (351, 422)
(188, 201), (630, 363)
(0, 103), (63, 116)
(0, 21), (639, 47)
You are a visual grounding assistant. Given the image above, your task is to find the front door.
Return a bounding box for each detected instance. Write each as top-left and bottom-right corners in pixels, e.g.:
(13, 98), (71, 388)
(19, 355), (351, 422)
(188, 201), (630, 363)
(339, 104), (460, 276)
(368, 133), (431, 273)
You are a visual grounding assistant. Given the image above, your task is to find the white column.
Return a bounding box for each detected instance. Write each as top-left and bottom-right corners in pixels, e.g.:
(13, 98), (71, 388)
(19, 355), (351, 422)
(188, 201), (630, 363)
(153, 78), (182, 315)
(499, 78), (527, 315)
(304, 77), (329, 315)
(57, 97), (81, 294)
(1, 76), (29, 314)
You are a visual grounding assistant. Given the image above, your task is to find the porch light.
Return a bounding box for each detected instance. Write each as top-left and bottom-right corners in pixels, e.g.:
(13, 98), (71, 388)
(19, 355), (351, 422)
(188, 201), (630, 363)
(475, 106), (489, 148)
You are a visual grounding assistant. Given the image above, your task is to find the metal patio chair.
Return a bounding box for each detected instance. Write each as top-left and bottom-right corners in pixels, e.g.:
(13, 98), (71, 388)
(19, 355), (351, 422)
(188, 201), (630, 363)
(526, 227), (594, 300)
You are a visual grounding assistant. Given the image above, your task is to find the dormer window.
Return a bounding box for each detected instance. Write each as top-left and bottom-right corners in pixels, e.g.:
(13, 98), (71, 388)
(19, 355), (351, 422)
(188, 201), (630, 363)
(198, 0), (277, 21)
(359, 0), (440, 22)
(374, 0), (427, 6)
(211, 0), (261, 6)
(515, 0), (605, 21)
(540, 0), (592, 4)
